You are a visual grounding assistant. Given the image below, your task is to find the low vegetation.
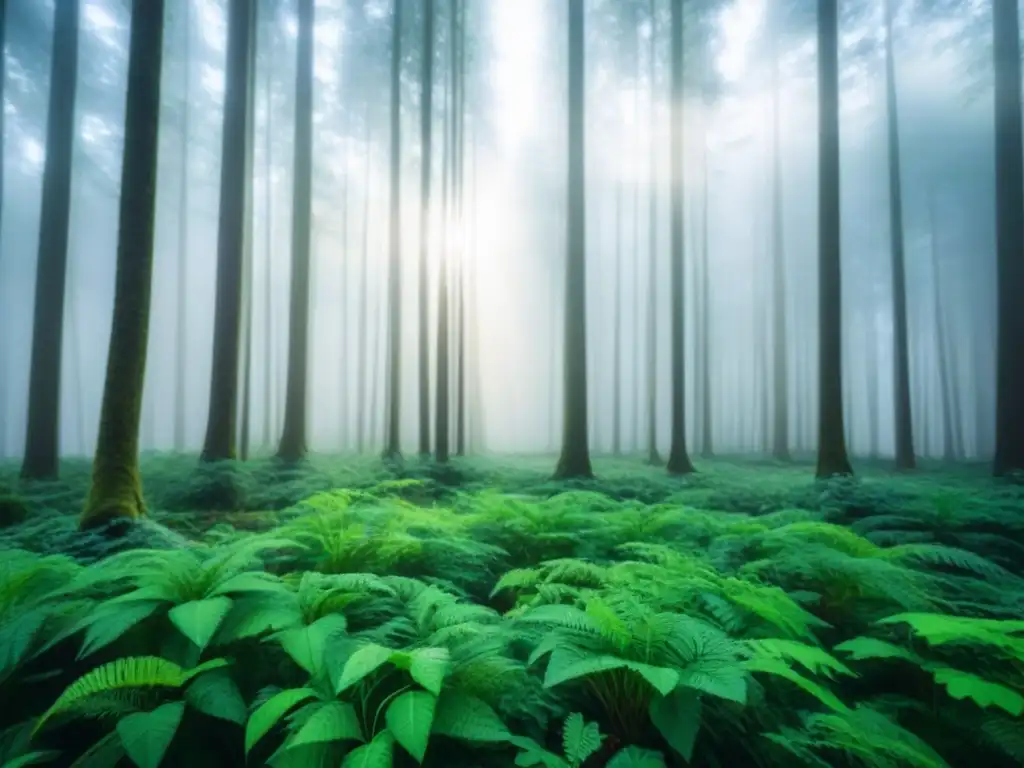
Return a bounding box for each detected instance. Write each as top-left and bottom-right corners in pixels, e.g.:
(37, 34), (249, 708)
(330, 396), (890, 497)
(0, 455), (1021, 767)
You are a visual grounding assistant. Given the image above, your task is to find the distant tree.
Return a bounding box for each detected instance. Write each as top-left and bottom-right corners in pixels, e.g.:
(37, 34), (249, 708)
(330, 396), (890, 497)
(418, 0), (435, 456)
(554, 0), (593, 479)
(612, 180), (623, 457)
(454, 1), (468, 457)
(0, 0), (5, 458)
(202, 0), (256, 463)
(814, 0), (853, 478)
(993, 0), (1024, 477)
(239, 1), (259, 462)
(435, 0), (455, 464)
(174, 0), (193, 453)
(645, 0), (661, 466)
(383, 0), (403, 461)
(80, 0), (166, 529)
(666, 0), (695, 476)
(882, 0), (915, 471)
(22, 0), (81, 480)
(277, 0), (315, 462)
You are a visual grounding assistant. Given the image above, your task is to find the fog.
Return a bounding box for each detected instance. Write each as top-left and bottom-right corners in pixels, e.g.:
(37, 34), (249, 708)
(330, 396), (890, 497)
(0, 0), (1000, 463)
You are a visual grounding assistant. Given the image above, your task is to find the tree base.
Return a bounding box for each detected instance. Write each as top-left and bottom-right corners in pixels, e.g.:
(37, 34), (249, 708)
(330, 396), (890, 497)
(666, 447), (696, 476)
(553, 451), (593, 480)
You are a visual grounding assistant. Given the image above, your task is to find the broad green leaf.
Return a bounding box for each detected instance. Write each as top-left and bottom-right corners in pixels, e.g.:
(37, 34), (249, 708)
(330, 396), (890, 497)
(407, 648), (449, 696)
(650, 688), (702, 762)
(291, 701), (363, 747)
(273, 614), (347, 678)
(606, 747), (667, 768)
(68, 732), (125, 768)
(77, 602), (164, 658)
(245, 688), (317, 755)
(747, 639), (855, 680)
(185, 671), (247, 725)
(340, 731), (394, 768)
(335, 644), (393, 694)
(623, 661), (681, 697)
(562, 713), (603, 766)
(0, 608), (48, 681)
(168, 597), (233, 653)
(216, 600), (302, 643)
(267, 741), (338, 768)
(834, 637), (925, 665)
(211, 572), (290, 596)
(0, 751), (59, 768)
(431, 692), (511, 743)
(116, 701), (185, 768)
(385, 691), (436, 763)
(678, 663), (747, 705)
(744, 658), (849, 713)
(181, 657), (231, 684)
(509, 736), (569, 768)
(933, 668), (1024, 716)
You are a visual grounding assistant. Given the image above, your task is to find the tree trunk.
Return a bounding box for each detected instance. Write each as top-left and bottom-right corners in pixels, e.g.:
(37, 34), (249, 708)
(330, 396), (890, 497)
(454, 2), (468, 457)
(383, 0), (403, 461)
(357, 112), (372, 453)
(262, 16), (275, 450)
(881, 0), (916, 470)
(80, 0), (166, 529)
(202, 0), (255, 463)
(554, 0), (593, 479)
(337, 126), (350, 452)
(239, 2), (258, 462)
(612, 180), (623, 457)
(435, 5), (454, 464)
(992, 0), (1024, 476)
(699, 115), (713, 458)
(174, 0), (192, 453)
(928, 190), (955, 463)
(277, 0), (314, 462)
(646, 0), (661, 466)
(814, 0), (853, 479)
(22, 0), (80, 480)
(666, 0), (695, 475)
(418, 0), (435, 456)
(769, 5), (790, 461)
(865, 310), (880, 458)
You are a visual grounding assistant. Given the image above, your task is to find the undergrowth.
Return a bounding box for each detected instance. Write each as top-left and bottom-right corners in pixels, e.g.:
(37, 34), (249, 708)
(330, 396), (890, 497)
(0, 454), (1020, 766)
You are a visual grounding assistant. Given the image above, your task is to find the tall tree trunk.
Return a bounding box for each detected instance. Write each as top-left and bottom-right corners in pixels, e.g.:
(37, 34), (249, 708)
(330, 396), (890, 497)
(277, 0), (314, 462)
(612, 180), (623, 456)
(22, 0), (81, 480)
(383, 0), (403, 461)
(357, 113), (372, 453)
(646, 0), (661, 466)
(554, 0), (593, 479)
(882, 0), (915, 470)
(928, 190), (955, 463)
(435, 5), (454, 464)
(993, 0), (1024, 476)
(174, 0), (192, 453)
(262, 18), (274, 450)
(769, 5), (790, 461)
(418, 0), (435, 456)
(866, 310), (880, 458)
(80, 0), (165, 529)
(454, 1), (468, 457)
(337, 127), (350, 452)
(202, 0), (255, 462)
(666, 0), (694, 475)
(239, 2), (258, 462)
(814, 0), (853, 479)
(0, 1), (5, 458)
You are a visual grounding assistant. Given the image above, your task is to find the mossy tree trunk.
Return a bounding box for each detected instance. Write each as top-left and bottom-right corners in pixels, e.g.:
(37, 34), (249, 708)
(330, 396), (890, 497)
(554, 0), (593, 480)
(383, 0), (403, 461)
(277, 0), (314, 463)
(22, 0), (80, 481)
(814, 0), (853, 479)
(80, 0), (166, 530)
(883, 0), (915, 471)
(202, 0), (255, 463)
(418, 0), (435, 457)
(666, 0), (695, 476)
(993, 0), (1024, 476)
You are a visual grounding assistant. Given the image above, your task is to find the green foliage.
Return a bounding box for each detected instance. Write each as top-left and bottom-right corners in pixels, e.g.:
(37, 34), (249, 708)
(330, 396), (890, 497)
(0, 454), (1020, 766)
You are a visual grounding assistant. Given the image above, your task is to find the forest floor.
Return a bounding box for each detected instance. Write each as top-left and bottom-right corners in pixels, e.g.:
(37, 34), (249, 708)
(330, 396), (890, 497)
(0, 453), (1022, 766)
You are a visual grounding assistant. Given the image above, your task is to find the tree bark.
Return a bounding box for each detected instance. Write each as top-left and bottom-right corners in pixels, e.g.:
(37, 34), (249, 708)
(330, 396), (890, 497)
(22, 0), (80, 480)
(666, 0), (695, 475)
(769, 4), (790, 461)
(814, 0), (853, 479)
(554, 0), (593, 479)
(454, 1), (468, 457)
(239, 1), (259, 462)
(262, 12), (275, 450)
(646, 0), (661, 466)
(174, 0), (192, 453)
(357, 112), (372, 453)
(277, 0), (315, 462)
(418, 0), (435, 456)
(435, 3), (454, 464)
(612, 180), (623, 457)
(993, 0), (1024, 476)
(81, 0), (166, 529)
(202, 0), (255, 462)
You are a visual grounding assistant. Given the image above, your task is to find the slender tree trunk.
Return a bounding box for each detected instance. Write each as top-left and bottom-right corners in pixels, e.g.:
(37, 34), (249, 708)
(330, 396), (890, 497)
(993, 0), (1024, 476)
(262, 20), (274, 449)
(435, 7), (454, 464)
(239, 2), (258, 462)
(666, 0), (695, 475)
(554, 0), (593, 479)
(202, 0), (255, 462)
(646, 0), (661, 466)
(22, 0), (81, 480)
(454, 2), (468, 457)
(881, 0), (916, 470)
(612, 180), (623, 456)
(174, 0), (192, 453)
(814, 0), (853, 479)
(928, 190), (955, 463)
(277, 0), (314, 462)
(866, 310), (880, 457)
(383, 0), (403, 461)
(769, 6), (790, 461)
(0, 1), (6, 458)
(81, 0), (165, 529)
(337, 129), (350, 452)
(418, 0), (435, 456)
(357, 114), (371, 453)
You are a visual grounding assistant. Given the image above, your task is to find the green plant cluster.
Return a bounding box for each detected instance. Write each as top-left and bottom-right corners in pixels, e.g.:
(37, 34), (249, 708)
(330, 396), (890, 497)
(0, 461), (1022, 767)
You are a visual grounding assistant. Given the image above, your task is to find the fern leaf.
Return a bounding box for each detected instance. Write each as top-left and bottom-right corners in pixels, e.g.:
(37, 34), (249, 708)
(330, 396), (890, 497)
(562, 713), (603, 767)
(932, 668), (1024, 716)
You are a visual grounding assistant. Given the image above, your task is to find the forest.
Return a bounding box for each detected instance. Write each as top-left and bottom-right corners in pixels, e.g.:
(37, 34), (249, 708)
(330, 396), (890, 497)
(0, 0), (1023, 766)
